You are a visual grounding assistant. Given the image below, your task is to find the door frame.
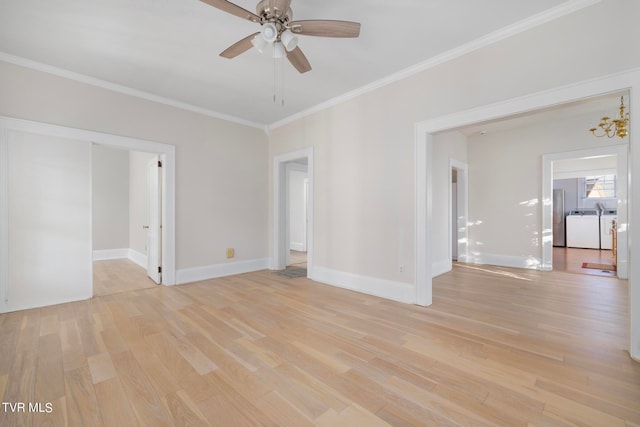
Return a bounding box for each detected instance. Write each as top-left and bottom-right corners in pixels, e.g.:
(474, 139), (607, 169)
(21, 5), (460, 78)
(449, 159), (469, 265)
(415, 68), (640, 361)
(272, 148), (314, 273)
(285, 162), (309, 256)
(0, 116), (176, 307)
(542, 145), (628, 277)
(146, 156), (163, 284)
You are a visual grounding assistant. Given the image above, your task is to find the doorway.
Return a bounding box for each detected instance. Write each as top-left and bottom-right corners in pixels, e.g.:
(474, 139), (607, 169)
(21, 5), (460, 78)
(543, 145), (628, 279)
(92, 146), (165, 296)
(273, 148), (314, 276)
(415, 69), (639, 360)
(450, 159), (468, 264)
(287, 161), (308, 271)
(0, 116), (176, 313)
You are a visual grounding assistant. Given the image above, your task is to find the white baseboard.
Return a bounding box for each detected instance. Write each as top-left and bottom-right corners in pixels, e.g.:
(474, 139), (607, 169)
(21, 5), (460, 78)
(290, 242), (306, 252)
(92, 248), (148, 269)
(309, 266), (415, 304)
(432, 259), (452, 277)
(128, 249), (147, 269)
(465, 252), (542, 270)
(176, 258), (269, 285)
(93, 248), (129, 261)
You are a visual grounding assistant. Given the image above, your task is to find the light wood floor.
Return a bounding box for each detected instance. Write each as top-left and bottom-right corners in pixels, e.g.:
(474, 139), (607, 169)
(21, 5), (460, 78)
(1, 264), (638, 426)
(289, 250), (307, 267)
(93, 259), (157, 297)
(553, 247), (617, 277)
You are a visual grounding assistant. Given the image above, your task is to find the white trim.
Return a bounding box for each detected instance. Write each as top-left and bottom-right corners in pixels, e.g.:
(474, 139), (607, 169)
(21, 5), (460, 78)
(176, 258), (269, 285)
(128, 249), (148, 269)
(449, 158), (469, 267)
(0, 52), (266, 131)
(1, 1), (599, 133)
(272, 148), (314, 273)
(290, 242), (305, 252)
(92, 248), (148, 269)
(414, 130), (433, 307)
(268, 0), (601, 130)
(0, 129), (8, 313)
(465, 253), (542, 270)
(0, 115), (177, 286)
(431, 260), (452, 278)
(310, 266), (414, 304)
(542, 145), (628, 277)
(93, 248), (129, 261)
(415, 67), (640, 361)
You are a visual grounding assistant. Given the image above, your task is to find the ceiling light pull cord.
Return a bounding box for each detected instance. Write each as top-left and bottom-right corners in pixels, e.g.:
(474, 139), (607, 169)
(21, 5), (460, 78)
(272, 56), (285, 107)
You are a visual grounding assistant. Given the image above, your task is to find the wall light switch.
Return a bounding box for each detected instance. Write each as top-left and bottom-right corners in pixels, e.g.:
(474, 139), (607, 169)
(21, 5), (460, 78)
(226, 248), (235, 259)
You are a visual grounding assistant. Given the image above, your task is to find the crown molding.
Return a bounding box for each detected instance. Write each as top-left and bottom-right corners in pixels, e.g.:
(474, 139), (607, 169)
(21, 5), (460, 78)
(267, 0), (602, 130)
(0, 0), (601, 134)
(0, 52), (267, 131)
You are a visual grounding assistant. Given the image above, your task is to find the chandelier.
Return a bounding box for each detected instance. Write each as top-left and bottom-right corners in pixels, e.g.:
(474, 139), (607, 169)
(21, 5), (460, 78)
(589, 96), (630, 138)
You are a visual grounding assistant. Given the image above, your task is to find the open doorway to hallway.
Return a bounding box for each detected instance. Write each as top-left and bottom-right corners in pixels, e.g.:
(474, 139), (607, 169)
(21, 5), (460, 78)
(273, 148), (313, 278)
(287, 161), (308, 270)
(547, 145), (627, 280)
(92, 145), (164, 296)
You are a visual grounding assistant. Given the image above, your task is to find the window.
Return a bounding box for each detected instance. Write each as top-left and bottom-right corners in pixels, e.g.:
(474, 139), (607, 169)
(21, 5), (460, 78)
(583, 175), (616, 199)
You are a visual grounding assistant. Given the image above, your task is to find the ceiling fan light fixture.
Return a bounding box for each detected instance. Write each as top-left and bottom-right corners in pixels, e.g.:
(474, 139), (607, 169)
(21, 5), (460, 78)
(272, 41), (285, 59)
(261, 22), (278, 43)
(280, 29), (298, 51)
(251, 34), (267, 53)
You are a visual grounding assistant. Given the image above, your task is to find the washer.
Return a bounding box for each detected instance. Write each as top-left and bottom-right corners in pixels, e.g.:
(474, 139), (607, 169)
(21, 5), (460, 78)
(566, 210), (600, 249)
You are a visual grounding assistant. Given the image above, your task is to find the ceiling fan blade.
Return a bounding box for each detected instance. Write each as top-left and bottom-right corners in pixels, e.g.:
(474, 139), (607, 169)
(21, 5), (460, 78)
(269, 0), (292, 18)
(288, 20), (361, 38)
(220, 32), (260, 59)
(286, 46), (312, 73)
(200, 0), (260, 23)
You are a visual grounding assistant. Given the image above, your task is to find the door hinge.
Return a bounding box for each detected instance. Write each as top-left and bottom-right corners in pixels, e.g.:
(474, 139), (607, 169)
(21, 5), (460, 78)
(158, 160), (163, 168)
(158, 266), (162, 273)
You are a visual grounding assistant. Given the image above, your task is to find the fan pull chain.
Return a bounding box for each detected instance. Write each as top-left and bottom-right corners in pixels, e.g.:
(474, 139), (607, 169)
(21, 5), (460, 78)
(272, 56), (285, 107)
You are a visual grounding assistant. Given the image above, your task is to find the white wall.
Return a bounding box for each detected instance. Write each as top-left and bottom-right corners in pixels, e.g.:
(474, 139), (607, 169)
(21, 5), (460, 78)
(0, 59), (269, 288)
(466, 110), (628, 267)
(288, 166), (307, 252)
(268, 0), (640, 300)
(6, 130), (92, 312)
(92, 144), (129, 251)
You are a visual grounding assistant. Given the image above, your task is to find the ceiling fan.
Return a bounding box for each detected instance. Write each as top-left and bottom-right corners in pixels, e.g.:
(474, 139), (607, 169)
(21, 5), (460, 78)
(200, 0), (361, 73)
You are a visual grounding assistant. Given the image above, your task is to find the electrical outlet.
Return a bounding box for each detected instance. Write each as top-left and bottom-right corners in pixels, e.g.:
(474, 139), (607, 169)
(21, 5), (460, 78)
(226, 248), (235, 259)
(399, 265), (405, 273)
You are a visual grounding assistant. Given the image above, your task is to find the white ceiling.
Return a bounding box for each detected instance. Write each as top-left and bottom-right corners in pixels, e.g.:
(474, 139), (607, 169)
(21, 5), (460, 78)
(0, 0), (587, 127)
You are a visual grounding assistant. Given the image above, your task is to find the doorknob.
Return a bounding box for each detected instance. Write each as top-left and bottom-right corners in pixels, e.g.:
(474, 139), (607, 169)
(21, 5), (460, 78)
(143, 225), (150, 229)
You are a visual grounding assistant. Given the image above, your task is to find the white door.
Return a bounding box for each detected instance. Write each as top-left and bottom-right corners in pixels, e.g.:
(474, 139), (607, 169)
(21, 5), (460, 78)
(146, 158), (162, 284)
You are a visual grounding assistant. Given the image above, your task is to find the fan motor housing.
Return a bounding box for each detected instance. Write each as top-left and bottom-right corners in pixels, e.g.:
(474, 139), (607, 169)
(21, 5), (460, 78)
(256, 0), (292, 22)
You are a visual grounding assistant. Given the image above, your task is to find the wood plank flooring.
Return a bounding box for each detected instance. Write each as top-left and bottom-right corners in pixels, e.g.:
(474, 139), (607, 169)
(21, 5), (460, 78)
(93, 259), (157, 297)
(553, 247), (617, 277)
(289, 250), (307, 267)
(1, 263), (638, 426)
